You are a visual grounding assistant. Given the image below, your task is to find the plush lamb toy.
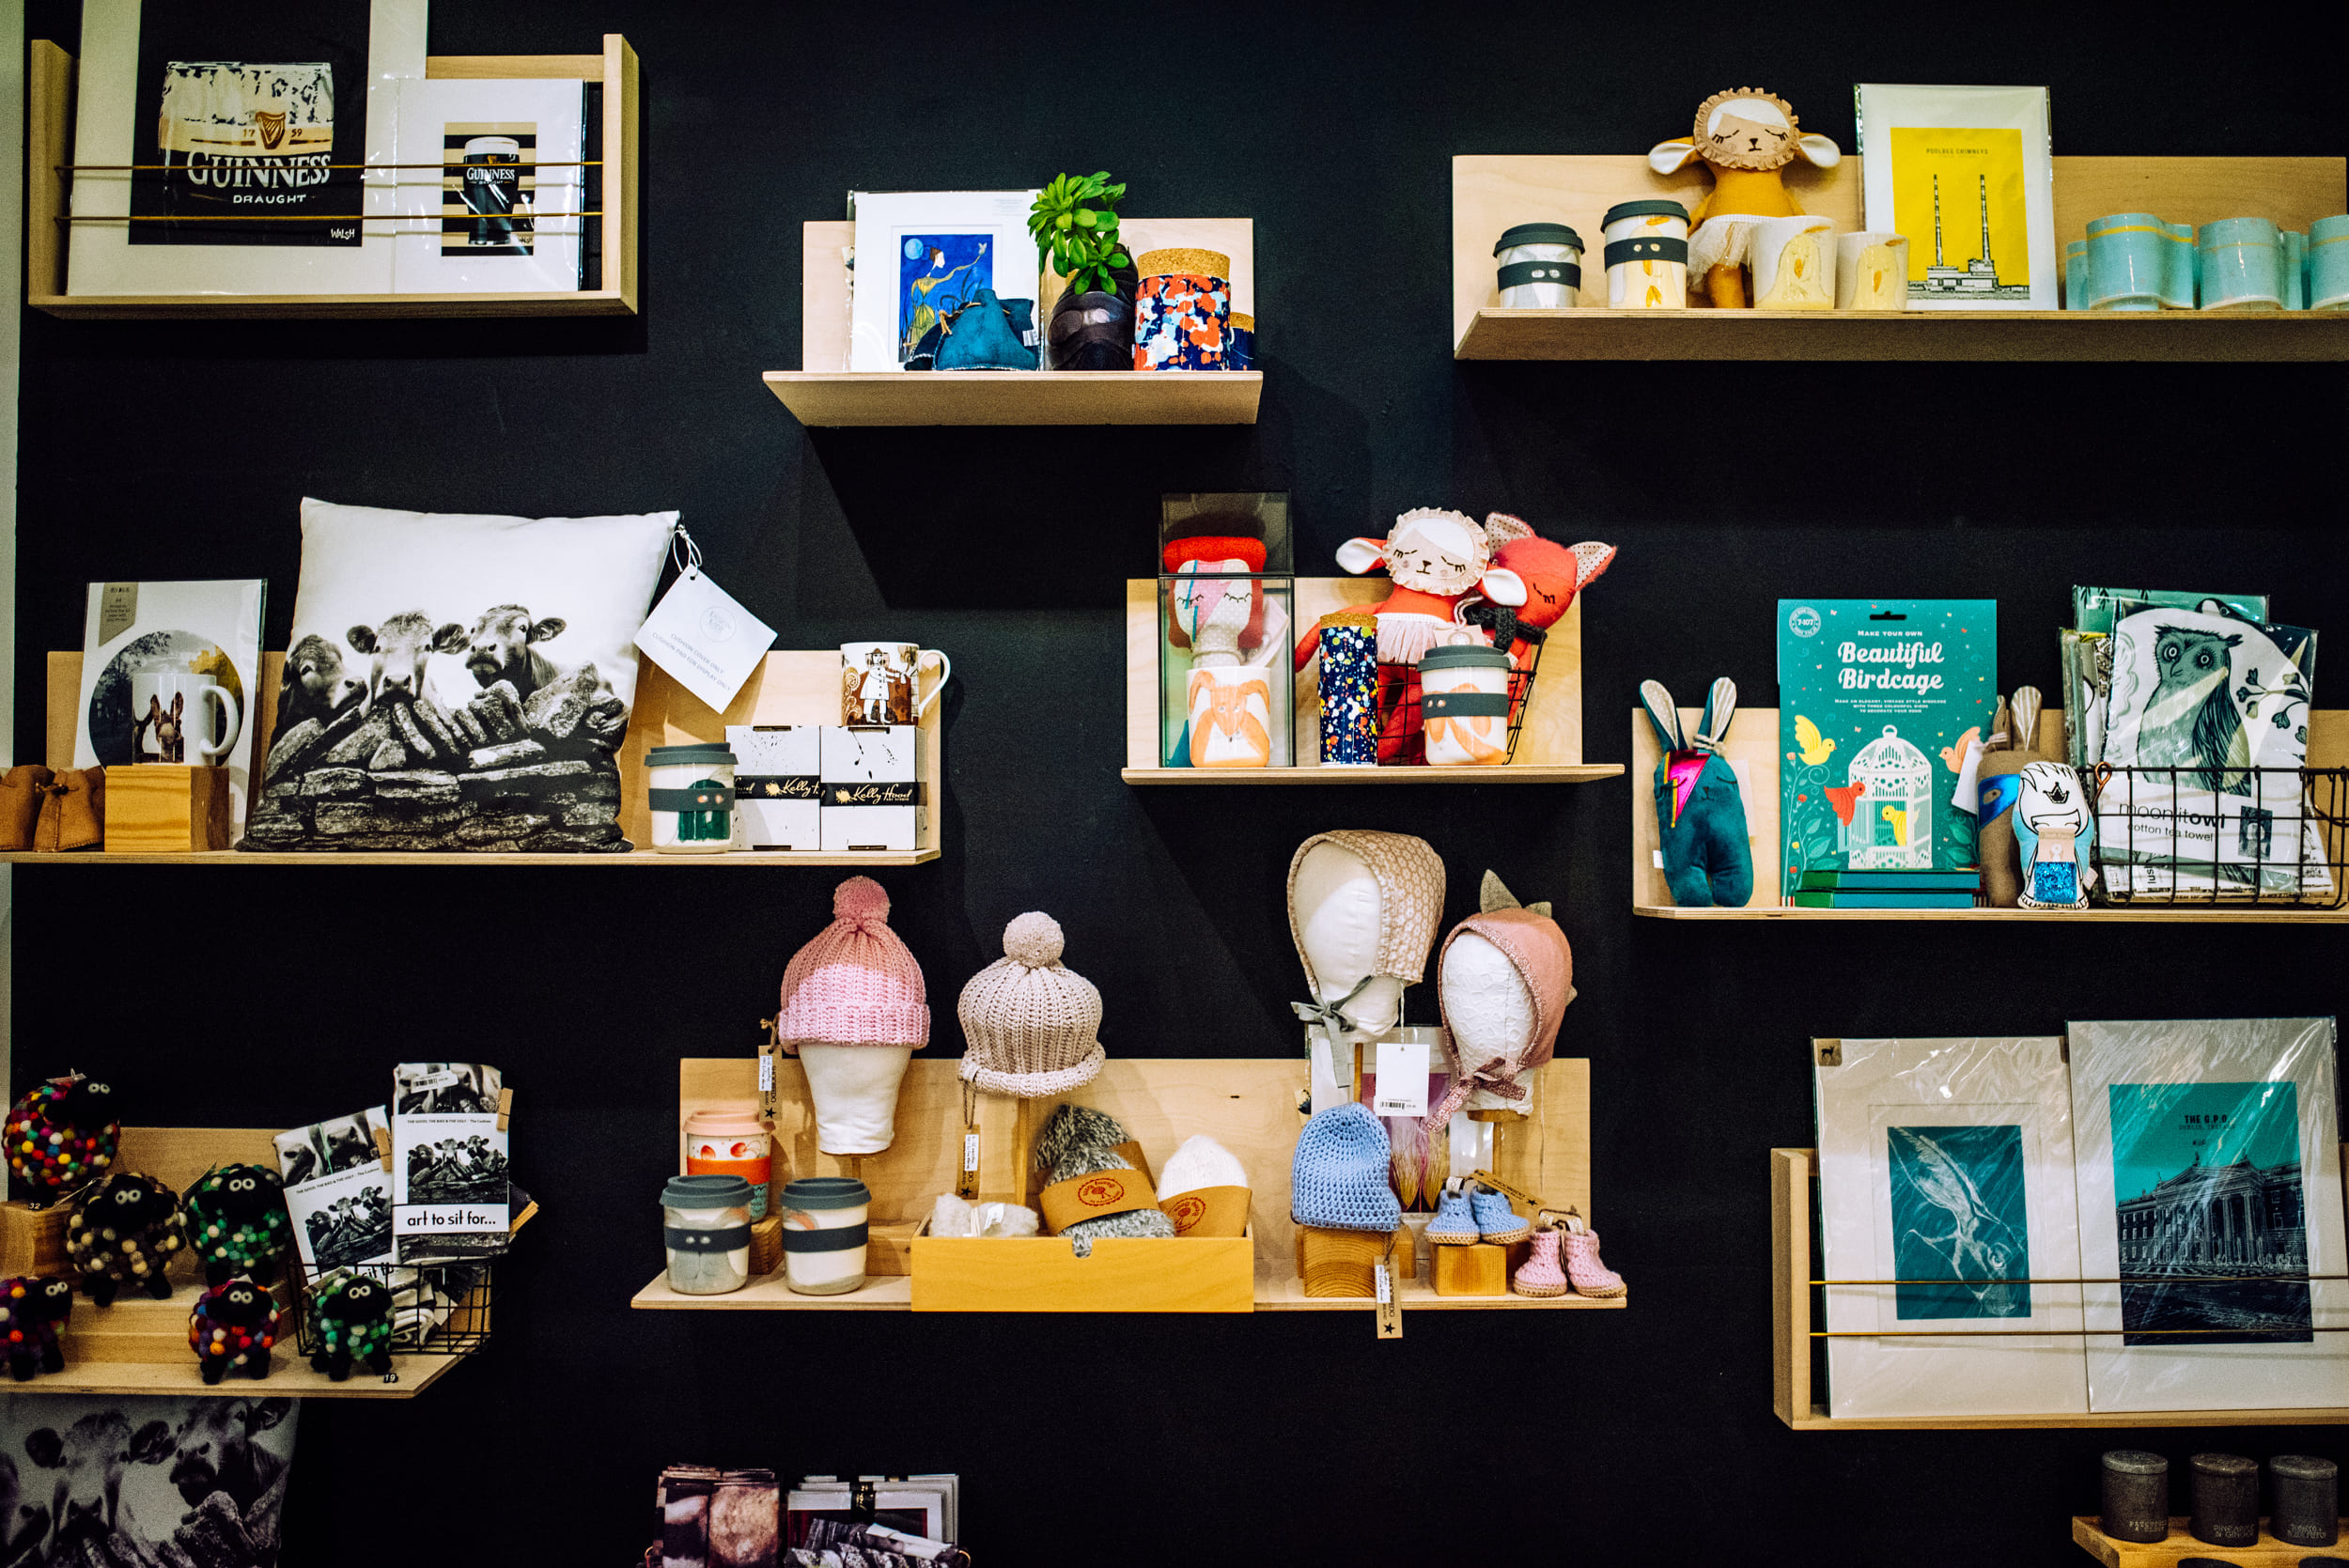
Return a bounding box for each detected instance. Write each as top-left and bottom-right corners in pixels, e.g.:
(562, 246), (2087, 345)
(189, 1275), (279, 1384)
(0, 1276), (74, 1381)
(66, 1171), (187, 1305)
(183, 1164), (293, 1287)
(5, 1074), (118, 1198)
(1294, 508), (1527, 671)
(1647, 87), (1843, 309)
(308, 1273), (397, 1382)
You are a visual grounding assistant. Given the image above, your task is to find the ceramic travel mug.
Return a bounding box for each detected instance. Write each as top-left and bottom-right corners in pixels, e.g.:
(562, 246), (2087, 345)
(2098, 1451), (2169, 1545)
(2197, 218), (2281, 311)
(1419, 644), (1512, 766)
(2271, 1455), (2340, 1547)
(778, 1176), (869, 1296)
(646, 743), (736, 853)
(840, 642), (950, 724)
(130, 671), (240, 765)
(662, 1174), (754, 1296)
(1494, 223), (1582, 308)
(1601, 200), (1688, 309)
(2063, 241), (2092, 310)
(1316, 610), (1377, 766)
(2085, 213), (2166, 310)
(1835, 232), (1909, 310)
(684, 1104), (772, 1219)
(1133, 247), (1233, 370)
(2310, 214), (2349, 309)
(2161, 222), (2198, 308)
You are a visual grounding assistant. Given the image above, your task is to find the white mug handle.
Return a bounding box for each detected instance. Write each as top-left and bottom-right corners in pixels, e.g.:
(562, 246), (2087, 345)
(915, 651), (952, 720)
(195, 685), (241, 764)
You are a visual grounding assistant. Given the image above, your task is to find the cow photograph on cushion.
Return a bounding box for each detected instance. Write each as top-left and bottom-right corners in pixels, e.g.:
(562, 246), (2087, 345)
(244, 498), (674, 853)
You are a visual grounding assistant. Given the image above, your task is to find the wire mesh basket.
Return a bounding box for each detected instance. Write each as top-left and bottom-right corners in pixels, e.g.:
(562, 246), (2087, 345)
(2090, 764), (2348, 908)
(286, 1258), (495, 1357)
(1371, 631), (1543, 766)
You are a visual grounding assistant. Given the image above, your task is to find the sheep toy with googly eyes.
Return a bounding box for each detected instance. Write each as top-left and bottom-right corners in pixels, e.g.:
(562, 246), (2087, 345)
(0, 1276), (75, 1381)
(183, 1163), (293, 1288)
(189, 1275), (280, 1384)
(4, 1074), (119, 1198)
(307, 1273), (397, 1382)
(66, 1171), (187, 1306)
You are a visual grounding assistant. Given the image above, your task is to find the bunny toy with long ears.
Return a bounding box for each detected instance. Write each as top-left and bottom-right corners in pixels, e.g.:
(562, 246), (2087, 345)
(1641, 677), (1753, 908)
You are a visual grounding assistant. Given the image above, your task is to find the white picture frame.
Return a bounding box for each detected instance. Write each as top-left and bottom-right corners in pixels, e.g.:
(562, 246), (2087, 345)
(1857, 84), (2057, 311)
(1814, 1036), (2087, 1419)
(67, 0), (426, 297)
(389, 78), (587, 294)
(848, 190), (1041, 372)
(2070, 1017), (2348, 1413)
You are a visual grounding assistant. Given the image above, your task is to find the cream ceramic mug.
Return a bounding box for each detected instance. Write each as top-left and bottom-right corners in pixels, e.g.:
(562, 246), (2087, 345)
(131, 671), (241, 764)
(840, 643), (950, 724)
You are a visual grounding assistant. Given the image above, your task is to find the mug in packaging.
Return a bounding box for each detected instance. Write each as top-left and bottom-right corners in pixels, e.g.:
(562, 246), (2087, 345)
(840, 643), (951, 725)
(131, 672), (240, 765)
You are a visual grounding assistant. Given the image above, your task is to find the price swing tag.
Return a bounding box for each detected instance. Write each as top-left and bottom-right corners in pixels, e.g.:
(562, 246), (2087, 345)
(956, 1083), (981, 1201)
(1372, 1037), (1430, 1117)
(1374, 1234), (1403, 1340)
(632, 526), (778, 713)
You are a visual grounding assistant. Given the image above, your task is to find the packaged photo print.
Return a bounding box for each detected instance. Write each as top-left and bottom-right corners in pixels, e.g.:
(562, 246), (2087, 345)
(275, 1105), (394, 1271)
(391, 1063), (509, 1263)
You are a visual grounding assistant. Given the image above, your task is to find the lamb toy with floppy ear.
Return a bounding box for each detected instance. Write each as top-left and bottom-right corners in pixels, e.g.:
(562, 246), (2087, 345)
(1649, 87), (1842, 309)
(1293, 508), (1526, 671)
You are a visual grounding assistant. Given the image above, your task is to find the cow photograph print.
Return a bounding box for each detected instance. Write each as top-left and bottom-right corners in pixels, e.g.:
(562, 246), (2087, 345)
(0, 1394), (300, 1568)
(394, 1061), (502, 1116)
(275, 1105), (395, 1271)
(391, 1063), (511, 1265)
(243, 498), (673, 853)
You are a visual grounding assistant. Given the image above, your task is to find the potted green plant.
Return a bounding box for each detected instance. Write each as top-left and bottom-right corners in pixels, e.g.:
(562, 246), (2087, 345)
(1031, 171), (1137, 370)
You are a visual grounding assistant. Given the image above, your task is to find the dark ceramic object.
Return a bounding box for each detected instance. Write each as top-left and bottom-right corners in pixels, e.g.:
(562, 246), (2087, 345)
(2100, 1451), (2170, 1545)
(2189, 1453), (2259, 1547)
(1048, 263), (1139, 370)
(2275, 1455), (2341, 1548)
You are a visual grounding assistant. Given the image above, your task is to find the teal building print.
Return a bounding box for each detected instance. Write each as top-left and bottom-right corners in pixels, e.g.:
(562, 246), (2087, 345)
(1889, 1125), (2030, 1319)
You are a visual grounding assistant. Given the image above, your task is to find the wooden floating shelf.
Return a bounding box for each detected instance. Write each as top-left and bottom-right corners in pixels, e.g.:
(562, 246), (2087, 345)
(35, 645), (944, 865)
(1631, 706), (2348, 924)
(787, 218), (1258, 426)
(766, 370), (1263, 428)
(2072, 1514), (2349, 1567)
(28, 38), (639, 318)
(19, 1354), (470, 1399)
(1775, 1146), (2349, 1430)
(1127, 580), (1599, 779)
(630, 1057), (1619, 1313)
(1455, 155), (2347, 361)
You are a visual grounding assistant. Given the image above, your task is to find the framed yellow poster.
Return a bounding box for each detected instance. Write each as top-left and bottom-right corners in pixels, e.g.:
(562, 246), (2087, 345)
(1857, 85), (2056, 311)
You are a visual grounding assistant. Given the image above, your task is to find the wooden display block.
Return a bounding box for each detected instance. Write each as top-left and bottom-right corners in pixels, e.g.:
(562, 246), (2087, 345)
(102, 765), (231, 853)
(2072, 1514), (2349, 1566)
(1293, 1226), (1414, 1298)
(1433, 1243), (1508, 1297)
(910, 1226), (1254, 1313)
(749, 1216), (782, 1280)
(0, 1202), (70, 1278)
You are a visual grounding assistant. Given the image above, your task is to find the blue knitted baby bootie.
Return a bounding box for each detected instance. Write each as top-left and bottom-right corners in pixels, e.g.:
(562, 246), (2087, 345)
(1426, 1179), (1479, 1246)
(1470, 1183), (1531, 1244)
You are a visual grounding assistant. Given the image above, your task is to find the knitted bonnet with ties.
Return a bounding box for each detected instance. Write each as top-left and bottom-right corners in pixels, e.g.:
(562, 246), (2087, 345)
(957, 913), (1106, 1097)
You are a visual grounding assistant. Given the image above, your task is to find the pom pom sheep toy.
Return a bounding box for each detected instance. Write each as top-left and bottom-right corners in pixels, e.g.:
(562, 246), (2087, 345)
(307, 1273), (397, 1382)
(183, 1164), (293, 1287)
(5, 1074), (118, 1198)
(189, 1275), (279, 1384)
(0, 1276), (74, 1381)
(66, 1172), (187, 1305)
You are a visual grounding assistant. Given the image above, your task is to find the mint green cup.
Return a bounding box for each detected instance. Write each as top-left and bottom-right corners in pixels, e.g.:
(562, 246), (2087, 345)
(2283, 230), (2307, 309)
(2064, 241), (2092, 310)
(2161, 222), (2197, 308)
(2087, 212), (2166, 310)
(2198, 217), (2281, 310)
(2311, 214), (2349, 310)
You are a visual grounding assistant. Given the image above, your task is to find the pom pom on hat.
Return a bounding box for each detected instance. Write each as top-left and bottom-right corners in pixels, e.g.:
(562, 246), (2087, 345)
(834, 876), (890, 924)
(1002, 911), (1064, 968)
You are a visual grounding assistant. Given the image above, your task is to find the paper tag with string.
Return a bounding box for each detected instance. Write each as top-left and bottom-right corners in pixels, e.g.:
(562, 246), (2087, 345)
(956, 1082), (981, 1200)
(1374, 1234), (1403, 1339)
(632, 524), (777, 712)
(757, 1017), (780, 1124)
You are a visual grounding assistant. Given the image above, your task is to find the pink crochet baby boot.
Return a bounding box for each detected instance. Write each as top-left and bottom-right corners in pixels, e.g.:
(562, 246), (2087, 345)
(1513, 1226), (1567, 1297)
(1560, 1212), (1625, 1298)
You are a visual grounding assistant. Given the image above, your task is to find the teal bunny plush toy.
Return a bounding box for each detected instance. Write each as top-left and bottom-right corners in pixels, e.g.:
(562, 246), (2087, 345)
(1641, 677), (1752, 908)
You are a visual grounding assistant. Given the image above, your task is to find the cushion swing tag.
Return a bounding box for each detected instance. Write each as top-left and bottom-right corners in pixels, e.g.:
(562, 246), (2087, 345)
(1375, 1236), (1403, 1340)
(632, 526), (778, 712)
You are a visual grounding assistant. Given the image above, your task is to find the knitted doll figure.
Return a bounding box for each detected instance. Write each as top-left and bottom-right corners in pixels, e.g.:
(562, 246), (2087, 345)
(1286, 831), (1444, 1081)
(775, 877), (929, 1156)
(189, 1276), (278, 1384)
(0, 1276), (74, 1381)
(957, 912), (1106, 1097)
(6, 1073), (118, 1199)
(1458, 518), (1616, 674)
(308, 1273), (397, 1382)
(1646, 88), (1843, 309)
(67, 1172), (186, 1305)
(1431, 873), (1576, 1126)
(1290, 1103), (1401, 1234)
(1033, 1106), (1173, 1255)
(1292, 509), (1528, 672)
(1640, 677), (1752, 908)
(183, 1163), (293, 1287)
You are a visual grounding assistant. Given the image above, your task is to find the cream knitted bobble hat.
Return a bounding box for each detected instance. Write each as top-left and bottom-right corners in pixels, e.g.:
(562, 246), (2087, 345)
(957, 912), (1106, 1097)
(775, 877), (930, 1051)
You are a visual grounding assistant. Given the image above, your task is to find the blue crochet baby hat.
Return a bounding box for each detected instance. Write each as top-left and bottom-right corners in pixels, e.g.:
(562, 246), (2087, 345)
(1290, 1102), (1401, 1234)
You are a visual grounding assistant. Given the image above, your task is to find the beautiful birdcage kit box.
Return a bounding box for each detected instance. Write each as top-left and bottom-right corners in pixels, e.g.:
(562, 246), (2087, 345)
(1777, 600), (1998, 900)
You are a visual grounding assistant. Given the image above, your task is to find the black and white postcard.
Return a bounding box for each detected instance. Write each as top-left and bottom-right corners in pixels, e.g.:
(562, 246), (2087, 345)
(276, 1105), (394, 1270)
(392, 1063), (509, 1263)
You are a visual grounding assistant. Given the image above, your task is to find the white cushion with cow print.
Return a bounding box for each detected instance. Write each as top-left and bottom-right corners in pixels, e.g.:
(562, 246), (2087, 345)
(243, 498), (675, 853)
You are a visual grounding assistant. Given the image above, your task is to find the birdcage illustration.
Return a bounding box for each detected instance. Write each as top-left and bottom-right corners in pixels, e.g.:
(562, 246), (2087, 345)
(1846, 725), (1933, 870)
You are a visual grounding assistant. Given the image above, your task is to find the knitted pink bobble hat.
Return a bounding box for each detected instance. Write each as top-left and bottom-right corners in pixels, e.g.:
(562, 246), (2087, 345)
(776, 877), (930, 1052)
(957, 912), (1106, 1097)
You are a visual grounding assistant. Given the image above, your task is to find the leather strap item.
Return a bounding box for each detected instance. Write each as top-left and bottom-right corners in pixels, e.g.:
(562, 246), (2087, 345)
(1422, 691), (1510, 719)
(649, 784), (736, 812)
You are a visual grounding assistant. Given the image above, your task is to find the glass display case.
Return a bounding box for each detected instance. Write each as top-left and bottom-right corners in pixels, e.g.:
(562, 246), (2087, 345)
(1157, 493), (1294, 768)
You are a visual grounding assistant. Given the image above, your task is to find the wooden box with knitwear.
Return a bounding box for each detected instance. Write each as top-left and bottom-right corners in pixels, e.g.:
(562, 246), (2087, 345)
(910, 1224), (1253, 1312)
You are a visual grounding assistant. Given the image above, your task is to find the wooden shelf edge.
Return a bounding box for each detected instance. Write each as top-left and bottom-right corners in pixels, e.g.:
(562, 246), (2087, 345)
(631, 1268), (1627, 1312)
(1123, 764), (1625, 785)
(1789, 1403), (2349, 1431)
(764, 370), (1263, 427)
(1455, 307), (2349, 363)
(0, 1351), (467, 1399)
(1635, 903), (2349, 923)
(1, 849), (941, 866)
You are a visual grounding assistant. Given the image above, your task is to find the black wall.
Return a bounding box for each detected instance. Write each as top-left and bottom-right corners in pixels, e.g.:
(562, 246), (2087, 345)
(15, 5), (2349, 1563)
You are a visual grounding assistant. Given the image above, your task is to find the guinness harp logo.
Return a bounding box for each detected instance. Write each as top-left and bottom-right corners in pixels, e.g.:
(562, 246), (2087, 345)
(255, 110), (288, 149)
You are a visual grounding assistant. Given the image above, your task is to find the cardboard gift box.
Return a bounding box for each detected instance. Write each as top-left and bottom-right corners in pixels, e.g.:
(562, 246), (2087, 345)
(820, 725), (919, 854)
(727, 725), (822, 851)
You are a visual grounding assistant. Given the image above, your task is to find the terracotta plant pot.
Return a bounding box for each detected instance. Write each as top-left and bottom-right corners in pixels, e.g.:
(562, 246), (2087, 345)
(1047, 262), (1139, 370)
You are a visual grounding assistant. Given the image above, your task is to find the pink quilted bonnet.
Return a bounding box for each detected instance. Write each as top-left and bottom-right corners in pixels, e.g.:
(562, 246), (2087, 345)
(776, 877), (930, 1051)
